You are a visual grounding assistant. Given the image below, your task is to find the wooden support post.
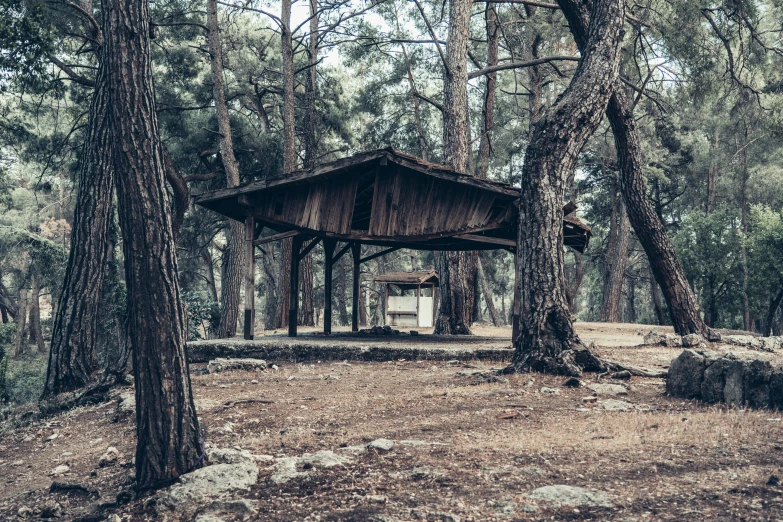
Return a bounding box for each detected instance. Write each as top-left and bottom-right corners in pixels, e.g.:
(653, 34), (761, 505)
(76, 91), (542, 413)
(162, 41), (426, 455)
(288, 235), (303, 337)
(244, 215), (255, 340)
(512, 251), (520, 343)
(323, 239), (336, 334)
(416, 284), (421, 328)
(351, 243), (361, 332)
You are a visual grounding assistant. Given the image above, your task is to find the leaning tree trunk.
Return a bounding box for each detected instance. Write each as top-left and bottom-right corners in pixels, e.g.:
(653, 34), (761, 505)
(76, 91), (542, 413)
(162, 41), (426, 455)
(477, 256), (501, 326)
(434, 0), (473, 335)
(43, 32), (114, 395)
(208, 0), (246, 338)
(557, 0), (710, 337)
(509, 0), (624, 376)
(105, 0), (202, 489)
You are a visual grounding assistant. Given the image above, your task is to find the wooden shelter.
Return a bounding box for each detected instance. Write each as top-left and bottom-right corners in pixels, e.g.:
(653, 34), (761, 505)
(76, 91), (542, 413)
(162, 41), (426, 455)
(194, 147), (591, 339)
(375, 270), (439, 328)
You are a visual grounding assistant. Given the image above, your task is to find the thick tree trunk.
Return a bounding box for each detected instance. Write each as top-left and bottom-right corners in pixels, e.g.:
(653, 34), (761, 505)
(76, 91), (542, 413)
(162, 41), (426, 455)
(624, 276), (637, 323)
(43, 26), (114, 393)
(435, 0), (474, 334)
(28, 275), (45, 353)
(202, 247), (219, 303)
(509, 0), (623, 375)
(208, 0), (245, 338)
(299, 254), (315, 326)
(600, 187), (630, 322)
(476, 4), (499, 179)
(274, 0), (297, 330)
(558, 0), (710, 337)
(105, 0), (202, 489)
(337, 256), (350, 326)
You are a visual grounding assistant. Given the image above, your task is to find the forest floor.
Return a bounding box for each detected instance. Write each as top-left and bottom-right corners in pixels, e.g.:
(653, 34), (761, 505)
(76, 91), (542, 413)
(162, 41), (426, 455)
(1, 323), (782, 521)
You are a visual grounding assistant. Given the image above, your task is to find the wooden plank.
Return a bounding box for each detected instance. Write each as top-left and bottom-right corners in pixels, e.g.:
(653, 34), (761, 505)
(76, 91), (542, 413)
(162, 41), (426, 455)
(298, 237), (321, 260)
(244, 215), (255, 340)
(360, 246), (401, 264)
(253, 230), (299, 246)
(333, 242), (351, 262)
(453, 234), (516, 247)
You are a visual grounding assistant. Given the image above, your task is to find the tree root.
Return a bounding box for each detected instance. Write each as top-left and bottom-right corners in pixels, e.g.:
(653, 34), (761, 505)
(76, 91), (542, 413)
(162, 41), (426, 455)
(500, 344), (666, 378)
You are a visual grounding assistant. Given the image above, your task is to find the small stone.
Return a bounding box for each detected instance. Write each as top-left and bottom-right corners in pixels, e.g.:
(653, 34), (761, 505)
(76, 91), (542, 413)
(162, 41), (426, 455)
(767, 474), (780, 486)
(587, 383), (628, 396)
(582, 396), (598, 403)
(365, 494), (387, 504)
(46, 433), (59, 442)
(662, 333), (682, 347)
(50, 464), (70, 476)
(367, 438), (396, 451)
(207, 358), (267, 374)
(611, 370), (631, 380)
(524, 485), (613, 508)
(39, 501), (63, 518)
(643, 331), (662, 345)
(99, 446), (119, 467)
(540, 387), (560, 395)
(562, 377), (581, 388)
(107, 515), (122, 522)
(681, 333), (703, 347)
(410, 330), (419, 336)
(600, 399), (634, 411)
(17, 506), (33, 518)
(12, 460), (23, 466)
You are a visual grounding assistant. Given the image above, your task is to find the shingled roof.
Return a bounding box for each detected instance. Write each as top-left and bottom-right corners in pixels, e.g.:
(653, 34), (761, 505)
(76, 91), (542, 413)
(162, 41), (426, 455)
(194, 147), (592, 253)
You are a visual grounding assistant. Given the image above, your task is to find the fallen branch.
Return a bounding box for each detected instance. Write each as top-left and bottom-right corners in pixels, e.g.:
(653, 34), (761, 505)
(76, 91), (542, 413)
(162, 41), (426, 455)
(219, 398), (275, 411)
(49, 481), (100, 498)
(602, 359), (667, 378)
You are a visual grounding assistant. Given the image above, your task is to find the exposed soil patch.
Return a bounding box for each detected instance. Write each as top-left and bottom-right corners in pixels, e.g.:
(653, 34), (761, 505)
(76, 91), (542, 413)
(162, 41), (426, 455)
(1, 324), (782, 521)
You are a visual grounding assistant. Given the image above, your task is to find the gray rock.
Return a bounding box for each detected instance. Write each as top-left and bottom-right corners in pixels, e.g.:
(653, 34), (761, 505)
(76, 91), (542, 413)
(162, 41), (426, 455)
(156, 459), (259, 515)
(681, 333), (703, 347)
(666, 349), (707, 399)
(367, 438), (396, 451)
(196, 499), (258, 521)
(669, 349), (783, 409)
(540, 387), (560, 395)
(40, 502), (63, 519)
(723, 335), (758, 348)
(116, 392), (136, 416)
(270, 450), (352, 484)
(662, 333), (682, 347)
(207, 447), (256, 466)
(611, 370), (631, 380)
(600, 399), (634, 411)
(524, 485), (613, 508)
(99, 446), (119, 467)
(643, 331), (662, 345)
(207, 358), (267, 373)
(587, 383), (628, 396)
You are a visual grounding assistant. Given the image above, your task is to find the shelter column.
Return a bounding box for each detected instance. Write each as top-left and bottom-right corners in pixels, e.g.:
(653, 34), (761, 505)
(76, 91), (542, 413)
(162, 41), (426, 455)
(351, 243), (361, 332)
(323, 239), (336, 334)
(288, 235), (303, 337)
(416, 284), (421, 328)
(243, 215), (255, 340)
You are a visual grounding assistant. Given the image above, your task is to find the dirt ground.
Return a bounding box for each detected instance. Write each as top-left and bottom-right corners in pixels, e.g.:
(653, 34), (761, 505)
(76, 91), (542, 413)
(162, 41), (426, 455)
(1, 323), (782, 521)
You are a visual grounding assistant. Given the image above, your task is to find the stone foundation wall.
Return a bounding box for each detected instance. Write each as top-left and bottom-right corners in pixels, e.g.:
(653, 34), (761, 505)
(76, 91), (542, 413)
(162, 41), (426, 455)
(667, 349), (783, 409)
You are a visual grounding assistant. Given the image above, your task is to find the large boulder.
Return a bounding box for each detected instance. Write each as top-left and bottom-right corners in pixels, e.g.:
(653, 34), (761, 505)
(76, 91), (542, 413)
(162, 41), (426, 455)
(667, 349), (783, 409)
(666, 349), (707, 399)
(207, 358), (267, 373)
(524, 485), (613, 508)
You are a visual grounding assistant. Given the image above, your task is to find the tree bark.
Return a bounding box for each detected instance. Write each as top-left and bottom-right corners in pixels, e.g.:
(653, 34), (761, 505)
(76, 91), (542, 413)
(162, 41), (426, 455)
(600, 182), (630, 322)
(208, 0), (246, 339)
(105, 0), (202, 489)
(558, 0), (710, 337)
(274, 0), (296, 330)
(476, 3), (499, 179)
(477, 256), (500, 326)
(764, 285), (783, 337)
(43, 18), (114, 393)
(509, 0), (623, 375)
(739, 124), (751, 331)
(28, 275), (45, 353)
(565, 251), (584, 314)
(649, 264), (668, 325)
(337, 256), (350, 326)
(14, 287), (29, 358)
(434, 0), (474, 334)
